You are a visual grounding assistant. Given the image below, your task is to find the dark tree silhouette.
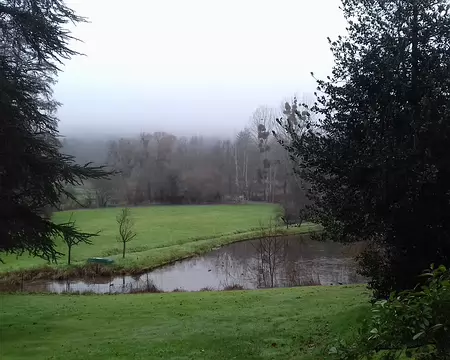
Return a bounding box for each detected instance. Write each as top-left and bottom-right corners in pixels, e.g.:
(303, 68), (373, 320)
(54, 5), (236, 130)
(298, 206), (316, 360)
(279, 0), (450, 297)
(0, 0), (111, 262)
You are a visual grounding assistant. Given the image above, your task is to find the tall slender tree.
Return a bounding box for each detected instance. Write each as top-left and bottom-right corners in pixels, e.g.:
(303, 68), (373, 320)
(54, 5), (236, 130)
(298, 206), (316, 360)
(0, 0), (111, 262)
(280, 0), (450, 296)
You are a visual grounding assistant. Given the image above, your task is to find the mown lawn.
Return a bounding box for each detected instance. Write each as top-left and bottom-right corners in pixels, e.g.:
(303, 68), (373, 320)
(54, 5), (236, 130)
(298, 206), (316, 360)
(0, 286), (368, 360)
(0, 204), (319, 280)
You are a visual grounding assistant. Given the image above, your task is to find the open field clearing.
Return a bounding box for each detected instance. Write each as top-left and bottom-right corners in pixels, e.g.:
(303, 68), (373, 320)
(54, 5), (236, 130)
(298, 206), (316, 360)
(0, 285), (367, 360)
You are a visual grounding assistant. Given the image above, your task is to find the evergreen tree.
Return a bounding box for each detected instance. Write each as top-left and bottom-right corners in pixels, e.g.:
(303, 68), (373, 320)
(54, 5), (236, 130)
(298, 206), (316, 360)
(280, 0), (450, 296)
(0, 0), (111, 262)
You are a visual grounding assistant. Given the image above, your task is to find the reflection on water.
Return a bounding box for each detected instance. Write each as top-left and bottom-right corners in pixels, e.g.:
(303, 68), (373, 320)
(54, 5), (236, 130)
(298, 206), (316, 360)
(3, 235), (366, 293)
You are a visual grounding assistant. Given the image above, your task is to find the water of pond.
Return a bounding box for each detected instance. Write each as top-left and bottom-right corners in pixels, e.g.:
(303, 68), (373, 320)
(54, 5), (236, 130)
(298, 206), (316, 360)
(6, 235), (366, 294)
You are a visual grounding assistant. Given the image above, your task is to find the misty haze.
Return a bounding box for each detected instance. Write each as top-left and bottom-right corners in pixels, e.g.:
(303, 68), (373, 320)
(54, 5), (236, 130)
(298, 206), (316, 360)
(56, 0), (345, 138)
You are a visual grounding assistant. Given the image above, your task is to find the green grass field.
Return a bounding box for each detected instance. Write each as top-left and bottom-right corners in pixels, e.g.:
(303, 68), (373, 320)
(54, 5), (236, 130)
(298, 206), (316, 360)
(0, 204), (319, 280)
(0, 286), (368, 360)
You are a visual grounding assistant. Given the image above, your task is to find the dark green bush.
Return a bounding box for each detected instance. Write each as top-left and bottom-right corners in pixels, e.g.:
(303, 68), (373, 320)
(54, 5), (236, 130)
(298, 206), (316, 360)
(329, 265), (450, 359)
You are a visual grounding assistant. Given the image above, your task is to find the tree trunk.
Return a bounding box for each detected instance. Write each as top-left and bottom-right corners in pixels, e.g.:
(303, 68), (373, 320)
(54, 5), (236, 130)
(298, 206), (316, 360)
(411, 0), (419, 150)
(244, 152), (248, 197)
(147, 181), (152, 202)
(271, 165), (277, 202)
(67, 245), (71, 265)
(122, 242), (126, 258)
(234, 145), (239, 194)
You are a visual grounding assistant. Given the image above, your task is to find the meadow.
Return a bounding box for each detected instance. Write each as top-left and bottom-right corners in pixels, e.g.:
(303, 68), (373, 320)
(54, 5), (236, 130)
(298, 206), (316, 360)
(0, 204), (319, 280)
(0, 205), (367, 360)
(0, 285), (367, 360)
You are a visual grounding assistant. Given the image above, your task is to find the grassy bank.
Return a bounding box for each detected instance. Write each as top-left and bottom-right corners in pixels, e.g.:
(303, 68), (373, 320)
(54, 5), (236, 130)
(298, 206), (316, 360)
(0, 204), (320, 282)
(0, 286), (368, 360)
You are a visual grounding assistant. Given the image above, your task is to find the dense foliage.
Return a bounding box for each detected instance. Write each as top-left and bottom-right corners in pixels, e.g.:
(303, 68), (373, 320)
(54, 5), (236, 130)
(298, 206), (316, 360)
(0, 0), (110, 262)
(280, 0), (450, 296)
(329, 265), (450, 359)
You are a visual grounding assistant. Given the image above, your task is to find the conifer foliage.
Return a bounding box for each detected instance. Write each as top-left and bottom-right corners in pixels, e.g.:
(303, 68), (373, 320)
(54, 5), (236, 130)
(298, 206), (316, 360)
(0, 0), (111, 262)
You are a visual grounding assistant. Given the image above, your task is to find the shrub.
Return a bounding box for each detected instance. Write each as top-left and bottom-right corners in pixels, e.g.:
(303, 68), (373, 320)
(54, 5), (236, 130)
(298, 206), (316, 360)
(329, 265), (450, 360)
(223, 284), (244, 291)
(172, 288), (186, 292)
(200, 286), (214, 292)
(357, 243), (395, 299)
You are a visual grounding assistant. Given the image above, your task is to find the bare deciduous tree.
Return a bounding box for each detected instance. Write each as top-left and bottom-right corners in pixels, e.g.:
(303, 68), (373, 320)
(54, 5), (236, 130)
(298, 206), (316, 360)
(116, 208), (137, 258)
(91, 178), (114, 207)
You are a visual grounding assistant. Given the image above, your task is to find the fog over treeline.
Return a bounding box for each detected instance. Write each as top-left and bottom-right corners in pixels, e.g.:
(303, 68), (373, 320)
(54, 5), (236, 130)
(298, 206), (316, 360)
(52, 0), (343, 220)
(60, 103), (309, 217)
(61, 132), (235, 166)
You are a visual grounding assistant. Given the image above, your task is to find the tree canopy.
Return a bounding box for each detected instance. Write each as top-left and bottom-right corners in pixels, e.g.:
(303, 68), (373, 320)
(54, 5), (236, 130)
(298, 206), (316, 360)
(0, 0), (111, 262)
(280, 0), (450, 296)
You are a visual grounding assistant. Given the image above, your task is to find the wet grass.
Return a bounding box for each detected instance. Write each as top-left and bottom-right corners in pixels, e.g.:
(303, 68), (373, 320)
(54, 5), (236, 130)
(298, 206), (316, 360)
(0, 204), (320, 283)
(1, 204), (276, 269)
(0, 285), (368, 360)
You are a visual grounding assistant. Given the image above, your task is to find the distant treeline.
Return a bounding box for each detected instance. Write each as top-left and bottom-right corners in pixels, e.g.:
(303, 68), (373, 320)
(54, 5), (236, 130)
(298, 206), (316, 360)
(60, 105), (309, 211)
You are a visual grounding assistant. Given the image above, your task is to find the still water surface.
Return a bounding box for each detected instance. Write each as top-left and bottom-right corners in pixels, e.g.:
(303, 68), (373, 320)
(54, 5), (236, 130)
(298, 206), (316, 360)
(8, 235), (366, 293)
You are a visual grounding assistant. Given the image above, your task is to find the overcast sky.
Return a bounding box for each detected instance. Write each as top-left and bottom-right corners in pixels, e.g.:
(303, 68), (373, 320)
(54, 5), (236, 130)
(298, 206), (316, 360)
(56, 0), (346, 138)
